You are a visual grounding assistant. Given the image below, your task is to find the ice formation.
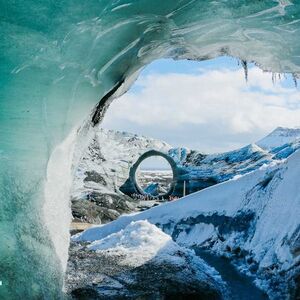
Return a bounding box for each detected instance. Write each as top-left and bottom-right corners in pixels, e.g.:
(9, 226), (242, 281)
(1, 0), (300, 298)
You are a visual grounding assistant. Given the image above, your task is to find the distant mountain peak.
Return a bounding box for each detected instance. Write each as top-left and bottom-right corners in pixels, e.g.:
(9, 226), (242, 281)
(256, 127), (300, 150)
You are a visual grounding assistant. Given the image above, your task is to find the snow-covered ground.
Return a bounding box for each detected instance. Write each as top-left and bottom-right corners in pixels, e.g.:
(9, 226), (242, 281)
(67, 220), (227, 299)
(87, 220), (217, 272)
(74, 147), (300, 299)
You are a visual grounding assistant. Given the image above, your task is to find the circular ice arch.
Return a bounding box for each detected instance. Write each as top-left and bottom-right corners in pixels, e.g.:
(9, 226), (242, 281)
(130, 150), (177, 198)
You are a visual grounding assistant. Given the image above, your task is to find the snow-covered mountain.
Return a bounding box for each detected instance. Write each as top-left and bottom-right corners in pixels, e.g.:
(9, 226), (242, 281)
(168, 129), (300, 193)
(71, 127), (300, 224)
(257, 127), (300, 150)
(75, 149), (300, 299)
(71, 127), (300, 298)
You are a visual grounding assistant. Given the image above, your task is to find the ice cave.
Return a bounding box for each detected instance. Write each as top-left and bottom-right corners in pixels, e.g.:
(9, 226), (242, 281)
(1, 0), (300, 299)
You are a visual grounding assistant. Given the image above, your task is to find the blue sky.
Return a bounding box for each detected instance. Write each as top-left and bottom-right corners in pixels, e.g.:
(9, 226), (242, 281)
(102, 56), (300, 153)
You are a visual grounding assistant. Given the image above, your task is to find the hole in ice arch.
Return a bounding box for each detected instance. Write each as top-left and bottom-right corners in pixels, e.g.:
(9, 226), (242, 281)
(102, 57), (300, 154)
(133, 151), (176, 198)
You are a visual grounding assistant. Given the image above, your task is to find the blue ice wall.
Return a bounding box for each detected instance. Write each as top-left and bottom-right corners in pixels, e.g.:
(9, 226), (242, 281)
(1, 0), (300, 298)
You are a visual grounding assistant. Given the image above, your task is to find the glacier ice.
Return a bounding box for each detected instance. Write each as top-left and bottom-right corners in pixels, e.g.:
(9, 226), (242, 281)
(1, 0), (300, 298)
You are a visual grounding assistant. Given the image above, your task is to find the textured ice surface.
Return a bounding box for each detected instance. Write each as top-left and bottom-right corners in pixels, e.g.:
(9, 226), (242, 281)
(1, 0), (300, 298)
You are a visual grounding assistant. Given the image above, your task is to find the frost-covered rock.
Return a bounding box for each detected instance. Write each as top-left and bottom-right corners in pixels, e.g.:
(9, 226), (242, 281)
(74, 150), (300, 299)
(67, 221), (226, 299)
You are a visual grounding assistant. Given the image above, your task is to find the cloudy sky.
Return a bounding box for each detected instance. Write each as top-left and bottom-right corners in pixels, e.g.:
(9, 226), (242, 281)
(102, 57), (300, 153)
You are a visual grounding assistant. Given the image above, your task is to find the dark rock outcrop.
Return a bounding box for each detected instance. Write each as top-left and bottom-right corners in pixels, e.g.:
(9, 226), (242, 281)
(66, 241), (225, 300)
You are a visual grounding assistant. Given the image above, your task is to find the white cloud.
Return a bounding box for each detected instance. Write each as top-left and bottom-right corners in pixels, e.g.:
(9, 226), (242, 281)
(102, 66), (300, 153)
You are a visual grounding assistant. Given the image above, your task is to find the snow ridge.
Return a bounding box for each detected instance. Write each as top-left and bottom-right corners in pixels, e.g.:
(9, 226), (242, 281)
(257, 127), (300, 150)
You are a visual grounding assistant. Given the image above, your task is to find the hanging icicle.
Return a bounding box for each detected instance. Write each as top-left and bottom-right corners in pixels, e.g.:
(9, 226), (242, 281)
(292, 73), (298, 87)
(241, 60), (248, 82)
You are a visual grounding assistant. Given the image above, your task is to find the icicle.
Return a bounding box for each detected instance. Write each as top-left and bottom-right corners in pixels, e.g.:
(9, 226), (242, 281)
(241, 60), (248, 82)
(272, 72), (276, 85)
(292, 73), (298, 87)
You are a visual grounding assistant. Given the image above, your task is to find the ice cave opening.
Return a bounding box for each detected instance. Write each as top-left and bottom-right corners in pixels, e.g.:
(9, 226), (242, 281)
(2, 1), (300, 298)
(68, 56), (300, 299)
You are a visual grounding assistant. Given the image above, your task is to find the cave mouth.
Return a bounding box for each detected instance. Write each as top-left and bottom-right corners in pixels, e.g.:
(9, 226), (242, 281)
(131, 150), (177, 199)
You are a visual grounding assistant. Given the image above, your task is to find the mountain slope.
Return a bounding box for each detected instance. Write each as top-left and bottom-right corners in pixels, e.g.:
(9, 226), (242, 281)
(75, 150), (300, 299)
(257, 127), (300, 150)
(71, 127), (300, 224)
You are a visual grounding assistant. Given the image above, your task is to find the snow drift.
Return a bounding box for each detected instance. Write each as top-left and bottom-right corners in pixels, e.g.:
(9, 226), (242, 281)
(67, 220), (226, 299)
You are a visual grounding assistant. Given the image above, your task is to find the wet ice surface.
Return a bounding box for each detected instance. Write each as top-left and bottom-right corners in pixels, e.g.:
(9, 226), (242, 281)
(194, 249), (269, 300)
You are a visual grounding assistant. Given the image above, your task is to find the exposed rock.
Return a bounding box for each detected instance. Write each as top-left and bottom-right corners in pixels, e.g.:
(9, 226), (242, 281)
(71, 190), (137, 225)
(88, 191), (135, 212)
(84, 171), (107, 186)
(72, 200), (121, 224)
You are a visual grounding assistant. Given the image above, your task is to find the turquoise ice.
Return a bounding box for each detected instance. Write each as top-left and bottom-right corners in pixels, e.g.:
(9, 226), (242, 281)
(1, 0), (300, 298)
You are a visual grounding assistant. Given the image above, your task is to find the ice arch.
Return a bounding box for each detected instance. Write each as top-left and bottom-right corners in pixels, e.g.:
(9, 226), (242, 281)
(131, 150), (177, 198)
(1, 0), (300, 298)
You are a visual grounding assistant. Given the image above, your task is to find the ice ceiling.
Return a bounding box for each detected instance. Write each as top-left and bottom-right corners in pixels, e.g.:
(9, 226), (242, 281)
(1, 0), (300, 298)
